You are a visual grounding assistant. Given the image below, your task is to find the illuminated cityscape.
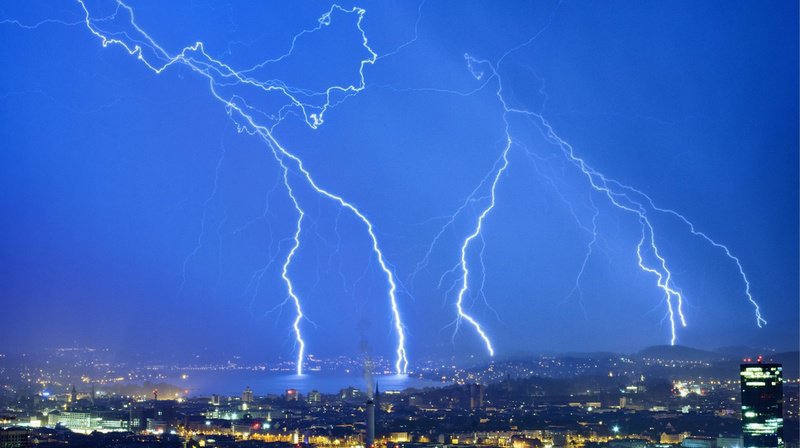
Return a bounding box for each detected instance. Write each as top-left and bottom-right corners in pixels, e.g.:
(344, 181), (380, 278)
(0, 1), (797, 448)
(0, 348), (798, 447)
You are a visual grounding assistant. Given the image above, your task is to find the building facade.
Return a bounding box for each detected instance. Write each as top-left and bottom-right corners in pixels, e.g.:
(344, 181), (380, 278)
(0, 427), (31, 448)
(740, 362), (783, 448)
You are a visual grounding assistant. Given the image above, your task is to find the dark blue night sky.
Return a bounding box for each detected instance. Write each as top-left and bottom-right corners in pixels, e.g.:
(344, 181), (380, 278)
(0, 0), (797, 364)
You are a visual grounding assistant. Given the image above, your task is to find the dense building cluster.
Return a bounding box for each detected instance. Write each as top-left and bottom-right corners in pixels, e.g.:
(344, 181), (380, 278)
(0, 348), (797, 448)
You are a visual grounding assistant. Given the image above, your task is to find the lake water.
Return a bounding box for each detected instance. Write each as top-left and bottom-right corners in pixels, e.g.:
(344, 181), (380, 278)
(170, 371), (447, 396)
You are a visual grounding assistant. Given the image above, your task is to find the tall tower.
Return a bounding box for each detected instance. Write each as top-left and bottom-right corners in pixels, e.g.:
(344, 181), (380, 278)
(741, 361), (784, 448)
(365, 396), (375, 448)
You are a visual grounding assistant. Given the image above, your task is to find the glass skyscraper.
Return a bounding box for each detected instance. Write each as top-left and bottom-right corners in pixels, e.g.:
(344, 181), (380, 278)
(740, 362), (784, 448)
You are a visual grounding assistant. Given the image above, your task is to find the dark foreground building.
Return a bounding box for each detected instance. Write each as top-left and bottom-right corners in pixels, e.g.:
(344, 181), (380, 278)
(741, 362), (784, 448)
(0, 427), (31, 448)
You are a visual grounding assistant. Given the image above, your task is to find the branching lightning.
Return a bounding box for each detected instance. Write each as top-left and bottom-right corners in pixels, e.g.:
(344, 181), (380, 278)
(448, 55), (515, 356)
(459, 52), (760, 347)
(66, 0), (408, 373)
(524, 147), (600, 319)
(501, 10), (767, 339)
(413, 6), (764, 348)
(4, 1), (767, 363)
(180, 138), (227, 293)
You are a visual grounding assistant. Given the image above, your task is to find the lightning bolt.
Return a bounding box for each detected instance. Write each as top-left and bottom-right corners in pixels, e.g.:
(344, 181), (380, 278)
(459, 39), (763, 345)
(276, 156), (307, 376)
(412, 7), (564, 355)
(438, 54), (516, 357)
(412, 5), (762, 350)
(608, 180), (767, 328)
(0, 17), (85, 30)
(71, 0), (409, 373)
(179, 137), (227, 293)
(524, 147), (600, 319)
(515, 106), (692, 344)
(452, 111), (509, 355)
(5, 1), (765, 361)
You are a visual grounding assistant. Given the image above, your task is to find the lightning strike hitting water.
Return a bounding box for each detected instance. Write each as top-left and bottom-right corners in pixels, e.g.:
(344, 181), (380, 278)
(277, 157), (307, 376)
(4, 2), (769, 360)
(71, 0), (409, 374)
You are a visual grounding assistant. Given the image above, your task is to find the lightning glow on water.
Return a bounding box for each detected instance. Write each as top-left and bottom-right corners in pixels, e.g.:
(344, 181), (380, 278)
(66, 0), (408, 374)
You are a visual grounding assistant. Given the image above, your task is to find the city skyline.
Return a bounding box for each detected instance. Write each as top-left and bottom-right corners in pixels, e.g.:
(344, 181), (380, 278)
(0, 343), (797, 447)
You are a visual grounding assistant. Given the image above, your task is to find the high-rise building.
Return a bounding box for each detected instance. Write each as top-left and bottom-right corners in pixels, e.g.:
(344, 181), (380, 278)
(470, 383), (485, 410)
(340, 387), (362, 401)
(210, 394), (221, 406)
(242, 386), (254, 404)
(241, 386), (254, 411)
(741, 361), (783, 448)
(307, 390), (321, 404)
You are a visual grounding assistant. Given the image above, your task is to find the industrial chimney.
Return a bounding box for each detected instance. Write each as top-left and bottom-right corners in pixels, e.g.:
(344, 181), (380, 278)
(365, 396), (375, 447)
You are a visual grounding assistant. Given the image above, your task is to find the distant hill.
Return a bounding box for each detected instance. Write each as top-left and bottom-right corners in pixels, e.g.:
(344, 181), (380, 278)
(492, 346), (797, 377)
(713, 345), (782, 359)
(561, 351), (620, 359)
(636, 345), (723, 361)
(634, 346), (798, 378)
